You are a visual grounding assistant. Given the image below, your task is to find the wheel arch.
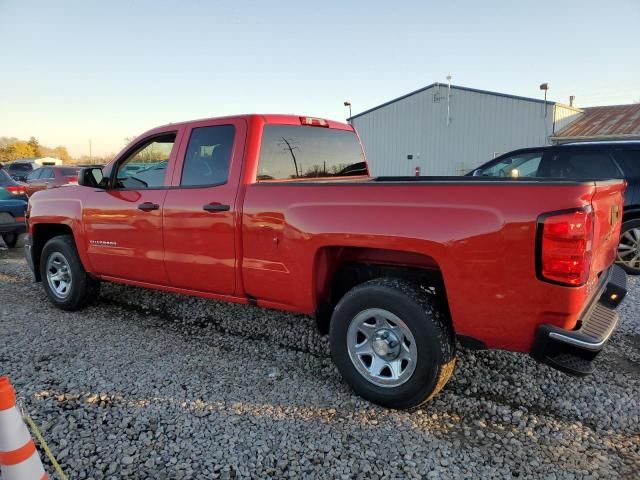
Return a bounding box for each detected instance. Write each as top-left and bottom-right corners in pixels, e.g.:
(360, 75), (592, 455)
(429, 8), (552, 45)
(30, 223), (82, 282)
(618, 209), (640, 275)
(622, 205), (640, 223)
(313, 246), (451, 334)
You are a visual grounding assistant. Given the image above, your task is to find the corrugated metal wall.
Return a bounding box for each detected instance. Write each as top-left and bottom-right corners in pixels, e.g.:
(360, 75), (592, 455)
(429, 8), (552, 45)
(352, 85), (557, 176)
(552, 104), (584, 134)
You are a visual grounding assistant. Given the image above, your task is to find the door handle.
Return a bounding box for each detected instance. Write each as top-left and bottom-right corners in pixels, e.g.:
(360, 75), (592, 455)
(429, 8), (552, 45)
(138, 202), (160, 212)
(203, 203), (231, 212)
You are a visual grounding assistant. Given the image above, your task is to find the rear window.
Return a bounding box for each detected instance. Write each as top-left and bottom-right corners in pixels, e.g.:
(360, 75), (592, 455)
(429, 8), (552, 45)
(61, 167), (80, 176)
(8, 163), (32, 172)
(257, 126), (366, 181)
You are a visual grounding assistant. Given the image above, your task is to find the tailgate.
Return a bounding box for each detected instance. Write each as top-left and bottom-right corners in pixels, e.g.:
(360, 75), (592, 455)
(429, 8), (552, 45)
(590, 180), (625, 279)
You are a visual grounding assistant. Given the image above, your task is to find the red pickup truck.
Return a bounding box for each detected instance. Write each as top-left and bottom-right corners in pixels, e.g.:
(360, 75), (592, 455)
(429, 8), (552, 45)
(25, 114), (628, 409)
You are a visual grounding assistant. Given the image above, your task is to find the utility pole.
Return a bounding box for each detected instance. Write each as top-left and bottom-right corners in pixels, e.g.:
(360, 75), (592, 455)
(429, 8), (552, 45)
(344, 101), (352, 123)
(89, 139), (92, 163)
(539, 83), (549, 117)
(279, 137), (300, 177)
(446, 74), (452, 126)
(539, 83), (550, 140)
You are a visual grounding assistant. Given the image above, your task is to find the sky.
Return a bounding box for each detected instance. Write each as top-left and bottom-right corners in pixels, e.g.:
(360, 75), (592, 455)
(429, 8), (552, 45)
(0, 0), (638, 157)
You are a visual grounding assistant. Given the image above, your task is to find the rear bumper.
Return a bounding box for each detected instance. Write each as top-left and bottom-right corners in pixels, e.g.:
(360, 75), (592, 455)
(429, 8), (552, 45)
(531, 265), (627, 376)
(0, 221), (26, 235)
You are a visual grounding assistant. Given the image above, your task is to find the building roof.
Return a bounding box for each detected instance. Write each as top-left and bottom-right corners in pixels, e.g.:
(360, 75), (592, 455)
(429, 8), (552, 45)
(350, 83), (557, 120)
(553, 104), (640, 141)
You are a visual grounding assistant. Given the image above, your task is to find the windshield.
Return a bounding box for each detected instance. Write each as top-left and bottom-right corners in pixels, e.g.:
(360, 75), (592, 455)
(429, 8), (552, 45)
(0, 169), (13, 185)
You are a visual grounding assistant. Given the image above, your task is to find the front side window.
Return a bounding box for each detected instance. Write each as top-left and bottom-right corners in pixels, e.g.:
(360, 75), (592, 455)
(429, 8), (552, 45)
(257, 126), (366, 181)
(115, 134), (175, 189)
(181, 125), (235, 187)
(478, 152), (542, 178)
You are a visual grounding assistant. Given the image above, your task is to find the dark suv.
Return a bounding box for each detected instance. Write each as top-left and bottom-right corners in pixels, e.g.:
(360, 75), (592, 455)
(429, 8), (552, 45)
(6, 161), (36, 182)
(470, 141), (640, 275)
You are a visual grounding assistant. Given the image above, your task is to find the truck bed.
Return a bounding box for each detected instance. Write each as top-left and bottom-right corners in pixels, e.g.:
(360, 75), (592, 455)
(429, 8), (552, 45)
(242, 177), (624, 351)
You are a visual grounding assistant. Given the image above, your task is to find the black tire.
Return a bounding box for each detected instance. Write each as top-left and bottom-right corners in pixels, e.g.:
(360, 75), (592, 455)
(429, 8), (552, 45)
(329, 278), (456, 409)
(617, 219), (640, 275)
(2, 233), (17, 248)
(40, 235), (100, 311)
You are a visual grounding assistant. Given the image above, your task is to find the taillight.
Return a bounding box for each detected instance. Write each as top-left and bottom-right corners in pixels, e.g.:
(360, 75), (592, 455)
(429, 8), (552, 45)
(6, 186), (26, 195)
(300, 116), (329, 127)
(537, 207), (594, 286)
(67, 176), (78, 184)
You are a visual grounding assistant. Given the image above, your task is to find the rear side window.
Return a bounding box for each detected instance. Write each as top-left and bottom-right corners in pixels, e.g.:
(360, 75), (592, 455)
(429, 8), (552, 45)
(61, 167), (80, 176)
(615, 150), (640, 178)
(181, 125), (235, 187)
(257, 126), (366, 181)
(542, 151), (622, 179)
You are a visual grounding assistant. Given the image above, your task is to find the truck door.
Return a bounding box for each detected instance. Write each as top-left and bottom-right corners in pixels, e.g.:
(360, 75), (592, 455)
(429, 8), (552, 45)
(82, 130), (181, 285)
(162, 118), (246, 295)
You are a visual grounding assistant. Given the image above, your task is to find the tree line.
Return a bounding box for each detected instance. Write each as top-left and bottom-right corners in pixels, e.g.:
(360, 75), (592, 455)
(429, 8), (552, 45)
(0, 136), (72, 163)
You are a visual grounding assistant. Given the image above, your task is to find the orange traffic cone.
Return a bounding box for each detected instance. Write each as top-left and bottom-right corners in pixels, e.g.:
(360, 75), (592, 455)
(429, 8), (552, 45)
(0, 377), (47, 480)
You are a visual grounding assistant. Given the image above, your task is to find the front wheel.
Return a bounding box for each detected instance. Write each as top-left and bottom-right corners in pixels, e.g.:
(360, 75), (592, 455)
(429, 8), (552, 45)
(40, 235), (100, 310)
(617, 219), (640, 275)
(329, 278), (456, 409)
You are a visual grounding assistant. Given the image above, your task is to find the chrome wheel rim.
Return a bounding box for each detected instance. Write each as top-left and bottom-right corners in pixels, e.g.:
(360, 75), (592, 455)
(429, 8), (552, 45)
(618, 227), (640, 270)
(46, 252), (73, 299)
(346, 308), (418, 388)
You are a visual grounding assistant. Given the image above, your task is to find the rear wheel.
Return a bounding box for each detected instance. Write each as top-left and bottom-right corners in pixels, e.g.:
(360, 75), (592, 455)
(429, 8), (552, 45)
(40, 235), (100, 310)
(329, 278), (456, 409)
(617, 219), (640, 275)
(1, 233), (17, 248)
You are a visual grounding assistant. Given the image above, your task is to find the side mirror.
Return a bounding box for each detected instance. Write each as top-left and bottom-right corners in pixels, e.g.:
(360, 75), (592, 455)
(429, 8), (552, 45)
(78, 167), (104, 188)
(472, 169), (482, 176)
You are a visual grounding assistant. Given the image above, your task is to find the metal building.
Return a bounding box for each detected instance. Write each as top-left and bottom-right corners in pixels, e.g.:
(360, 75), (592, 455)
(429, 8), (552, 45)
(350, 83), (582, 176)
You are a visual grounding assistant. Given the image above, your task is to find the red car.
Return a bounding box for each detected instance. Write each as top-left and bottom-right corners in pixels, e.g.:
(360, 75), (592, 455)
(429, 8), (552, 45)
(24, 166), (80, 196)
(24, 114), (627, 409)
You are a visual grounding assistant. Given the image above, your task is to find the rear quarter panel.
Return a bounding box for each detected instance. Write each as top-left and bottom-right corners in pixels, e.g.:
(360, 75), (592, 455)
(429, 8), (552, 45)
(242, 181), (610, 352)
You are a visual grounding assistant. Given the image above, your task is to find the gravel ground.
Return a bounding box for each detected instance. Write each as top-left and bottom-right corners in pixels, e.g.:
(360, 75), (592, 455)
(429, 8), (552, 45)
(1, 248), (638, 479)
